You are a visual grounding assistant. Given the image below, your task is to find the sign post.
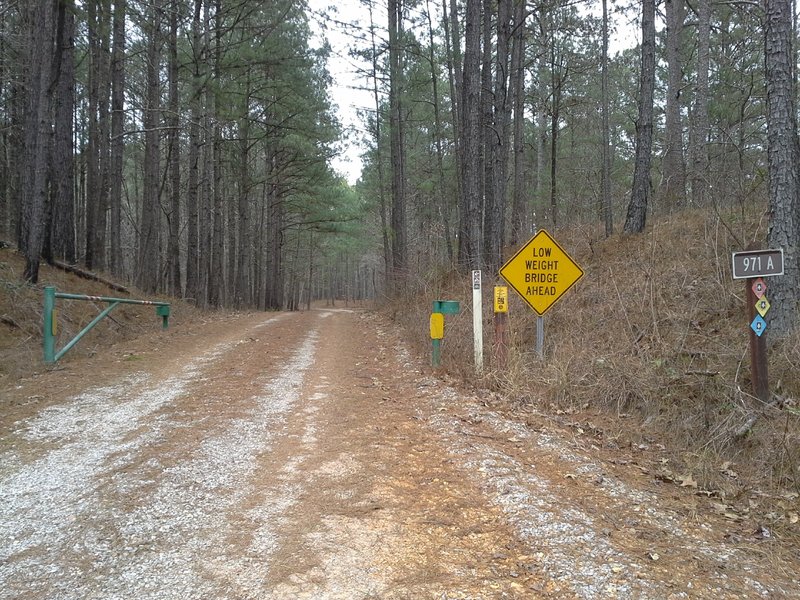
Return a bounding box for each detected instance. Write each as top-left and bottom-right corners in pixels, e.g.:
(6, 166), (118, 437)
(499, 229), (584, 358)
(493, 286), (508, 368)
(430, 300), (460, 368)
(731, 248), (784, 403)
(472, 270), (483, 374)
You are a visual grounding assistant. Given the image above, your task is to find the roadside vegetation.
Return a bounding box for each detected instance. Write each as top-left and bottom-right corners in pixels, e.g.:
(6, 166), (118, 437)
(389, 208), (800, 541)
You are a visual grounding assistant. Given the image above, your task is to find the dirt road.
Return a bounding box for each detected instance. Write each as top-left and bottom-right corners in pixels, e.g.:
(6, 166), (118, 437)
(1, 309), (797, 598)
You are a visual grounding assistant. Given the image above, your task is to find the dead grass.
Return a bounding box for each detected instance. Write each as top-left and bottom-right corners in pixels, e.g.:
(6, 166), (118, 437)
(0, 246), (204, 384)
(388, 208), (800, 537)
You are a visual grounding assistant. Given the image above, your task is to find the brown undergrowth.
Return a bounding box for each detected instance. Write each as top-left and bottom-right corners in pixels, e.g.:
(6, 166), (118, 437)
(390, 208), (800, 541)
(0, 246), (204, 384)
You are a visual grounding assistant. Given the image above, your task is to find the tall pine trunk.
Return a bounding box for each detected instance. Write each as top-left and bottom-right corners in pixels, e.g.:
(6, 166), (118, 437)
(166, 0), (181, 296)
(659, 0), (686, 209)
(185, 0), (203, 304)
(483, 0), (512, 273)
(137, 0), (162, 292)
(624, 0), (656, 233)
(458, 0), (482, 270)
(109, 0), (125, 275)
(49, 0), (76, 264)
(765, 0), (800, 332)
(20, 1), (55, 283)
(509, 0), (527, 246)
(689, 0), (710, 207)
(601, 0), (612, 236)
(388, 0), (407, 282)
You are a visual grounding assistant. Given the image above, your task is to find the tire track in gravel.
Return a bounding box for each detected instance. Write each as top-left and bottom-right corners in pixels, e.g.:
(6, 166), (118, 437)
(0, 312), (313, 599)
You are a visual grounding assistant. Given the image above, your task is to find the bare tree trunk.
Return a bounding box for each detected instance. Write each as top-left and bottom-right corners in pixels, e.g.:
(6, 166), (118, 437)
(367, 2), (390, 283)
(166, 0), (181, 296)
(235, 74), (251, 308)
(689, 0), (710, 207)
(484, 0), (513, 273)
(510, 0), (527, 246)
(480, 0), (492, 253)
(624, 0), (656, 234)
(765, 0), (800, 333)
(109, 0), (125, 275)
(601, 0), (612, 236)
(659, 0), (686, 209)
(458, 0), (482, 270)
(425, 0), (454, 263)
(549, 46), (563, 227)
(535, 24), (548, 226)
(265, 151), (283, 310)
(388, 0), (407, 282)
(85, 0), (99, 270)
(137, 0), (163, 292)
(185, 0), (203, 304)
(49, 0), (76, 264)
(93, 0), (111, 271)
(208, 0), (223, 306)
(19, 0), (55, 283)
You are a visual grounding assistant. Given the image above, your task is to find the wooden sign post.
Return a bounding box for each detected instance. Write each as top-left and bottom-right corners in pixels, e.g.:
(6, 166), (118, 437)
(732, 249), (784, 403)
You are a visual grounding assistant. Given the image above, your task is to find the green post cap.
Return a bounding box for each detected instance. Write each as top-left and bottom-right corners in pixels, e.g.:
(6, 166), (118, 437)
(433, 300), (460, 314)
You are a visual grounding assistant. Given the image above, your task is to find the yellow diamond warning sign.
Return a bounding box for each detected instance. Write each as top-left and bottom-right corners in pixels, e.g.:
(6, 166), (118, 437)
(499, 229), (584, 315)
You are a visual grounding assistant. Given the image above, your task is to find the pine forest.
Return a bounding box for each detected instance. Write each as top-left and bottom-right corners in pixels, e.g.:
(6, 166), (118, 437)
(0, 0), (798, 330)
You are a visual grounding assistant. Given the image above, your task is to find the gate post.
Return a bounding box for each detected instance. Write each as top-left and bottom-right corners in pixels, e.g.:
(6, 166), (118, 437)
(43, 286), (56, 364)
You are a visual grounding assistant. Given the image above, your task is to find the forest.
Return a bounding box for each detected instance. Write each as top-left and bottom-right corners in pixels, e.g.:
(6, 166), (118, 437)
(0, 0), (798, 330)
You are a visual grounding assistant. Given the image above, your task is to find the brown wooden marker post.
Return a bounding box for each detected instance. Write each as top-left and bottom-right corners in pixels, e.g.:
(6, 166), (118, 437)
(747, 278), (769, 403)
(493, 286), (508, 369)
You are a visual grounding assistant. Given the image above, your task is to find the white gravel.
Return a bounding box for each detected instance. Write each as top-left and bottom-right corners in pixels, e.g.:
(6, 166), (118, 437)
(0, 321), (320, 600)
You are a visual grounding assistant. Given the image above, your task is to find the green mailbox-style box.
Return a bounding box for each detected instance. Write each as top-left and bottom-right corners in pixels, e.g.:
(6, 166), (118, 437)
(433, 300), (460, 315)
(431, 300), (460, 367)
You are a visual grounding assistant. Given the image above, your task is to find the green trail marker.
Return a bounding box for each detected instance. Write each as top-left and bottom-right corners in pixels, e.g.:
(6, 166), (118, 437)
(43, 286), (170, 364)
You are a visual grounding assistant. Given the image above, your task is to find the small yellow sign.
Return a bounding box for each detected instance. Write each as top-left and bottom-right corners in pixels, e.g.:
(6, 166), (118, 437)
(755, 296), (770, 318)
(494, 286), (508, 313)
(430, 312), (444, 340)
(499, 229), (584, 315)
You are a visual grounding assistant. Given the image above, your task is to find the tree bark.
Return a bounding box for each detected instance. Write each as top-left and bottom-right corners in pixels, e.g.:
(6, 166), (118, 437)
(185, 0), (203, 304)
(388, 0), (407, 282)
(659, 0), (687, 209)
(109, 0), (126, 275)
(367, 2), (391, 284)
(235, 74), (252, 308)
(601, 0), (612, 237)
(208, 0), (223, 307)
(624, 0), (656, 233)
(689, 0), (710, 207)
(510, 0), (527, 246)
(765, 0), (800, 333)
(458, 0), (482, 270)
(48, 0), (76, 264)
(426, 0), (454, 264)
(166, 0), (182, 296)
(19, 1), (55, 283)
(136, 0), (163, 292)
(484, 0), (513, 274)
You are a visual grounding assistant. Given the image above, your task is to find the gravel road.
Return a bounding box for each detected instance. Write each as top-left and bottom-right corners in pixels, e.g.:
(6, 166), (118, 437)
(1, 308), (797, 598)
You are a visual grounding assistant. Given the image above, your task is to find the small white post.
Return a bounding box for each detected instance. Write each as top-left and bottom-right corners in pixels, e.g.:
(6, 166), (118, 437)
(472, 270), (483, 374)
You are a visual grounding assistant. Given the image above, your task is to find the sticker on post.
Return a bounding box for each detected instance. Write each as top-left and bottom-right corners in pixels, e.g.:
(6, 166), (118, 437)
(751, 315), (767, 337)
(755, 297), (770, 318)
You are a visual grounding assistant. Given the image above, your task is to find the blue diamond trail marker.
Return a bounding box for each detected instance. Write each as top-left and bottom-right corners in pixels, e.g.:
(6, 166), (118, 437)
(751, 315), (767, 337)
